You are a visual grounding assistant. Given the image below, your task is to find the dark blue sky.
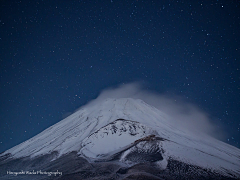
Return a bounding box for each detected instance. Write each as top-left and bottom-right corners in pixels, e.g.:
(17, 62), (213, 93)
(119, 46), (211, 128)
(0, 0), (239, 153)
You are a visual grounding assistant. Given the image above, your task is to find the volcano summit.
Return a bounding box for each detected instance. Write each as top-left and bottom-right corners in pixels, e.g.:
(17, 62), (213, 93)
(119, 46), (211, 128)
(0, 98), (240, 179)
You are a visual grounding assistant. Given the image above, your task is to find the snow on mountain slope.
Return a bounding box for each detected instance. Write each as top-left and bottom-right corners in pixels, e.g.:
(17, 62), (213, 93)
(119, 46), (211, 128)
(1, 98), (240, 177)
(1, 98), (170, 158)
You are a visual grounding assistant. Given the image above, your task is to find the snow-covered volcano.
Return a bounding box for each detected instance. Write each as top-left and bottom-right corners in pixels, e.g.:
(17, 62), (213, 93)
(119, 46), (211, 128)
(1, 98), (240, 180)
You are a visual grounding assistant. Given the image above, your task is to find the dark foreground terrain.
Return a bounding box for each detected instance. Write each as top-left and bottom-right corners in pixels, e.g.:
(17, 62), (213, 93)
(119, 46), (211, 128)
(0, 151), (238, 180)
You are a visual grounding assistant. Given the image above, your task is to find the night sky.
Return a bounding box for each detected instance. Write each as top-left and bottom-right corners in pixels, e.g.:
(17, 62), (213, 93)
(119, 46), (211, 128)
(0, 0), (239, 153)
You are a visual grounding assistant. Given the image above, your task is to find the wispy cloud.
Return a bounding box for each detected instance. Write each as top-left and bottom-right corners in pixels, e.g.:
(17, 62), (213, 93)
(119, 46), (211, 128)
(87, 82), (226, 140)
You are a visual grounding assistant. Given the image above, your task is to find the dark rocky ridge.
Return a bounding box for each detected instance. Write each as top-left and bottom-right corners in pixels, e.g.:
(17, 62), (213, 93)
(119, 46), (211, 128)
(0, 149), (238, 180)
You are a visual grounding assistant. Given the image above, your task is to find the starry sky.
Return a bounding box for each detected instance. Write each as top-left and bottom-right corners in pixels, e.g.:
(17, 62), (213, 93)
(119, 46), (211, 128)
(0, 0), (239, 153)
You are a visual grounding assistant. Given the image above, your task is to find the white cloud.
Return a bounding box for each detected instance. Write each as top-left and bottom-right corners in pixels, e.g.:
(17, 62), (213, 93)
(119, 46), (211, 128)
(87, 82), (226, 140)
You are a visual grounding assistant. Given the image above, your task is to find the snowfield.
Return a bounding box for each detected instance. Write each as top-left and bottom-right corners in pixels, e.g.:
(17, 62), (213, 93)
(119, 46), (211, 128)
(2, 98), (240, 177)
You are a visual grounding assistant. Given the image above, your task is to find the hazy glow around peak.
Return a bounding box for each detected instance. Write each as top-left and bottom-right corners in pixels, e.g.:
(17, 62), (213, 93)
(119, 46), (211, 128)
(84, 82), (226, 140)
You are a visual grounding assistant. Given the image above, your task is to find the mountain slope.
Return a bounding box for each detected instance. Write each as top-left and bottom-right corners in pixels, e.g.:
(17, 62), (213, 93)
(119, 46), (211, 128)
(0, 98), (240, 179)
